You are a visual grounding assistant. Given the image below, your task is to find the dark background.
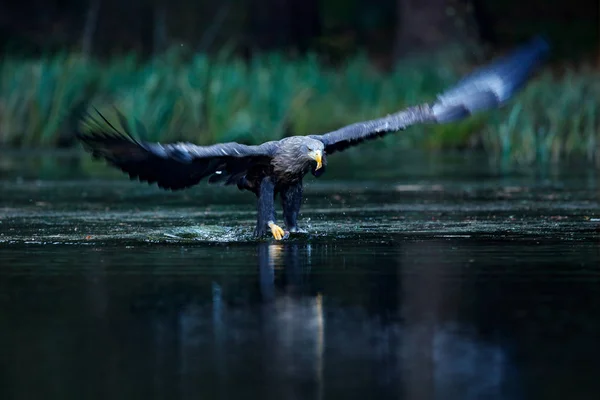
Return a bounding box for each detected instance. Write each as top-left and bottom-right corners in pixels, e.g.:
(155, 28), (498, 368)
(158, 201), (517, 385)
(0, 0), (597, 64)
(0, 0), (598, 160)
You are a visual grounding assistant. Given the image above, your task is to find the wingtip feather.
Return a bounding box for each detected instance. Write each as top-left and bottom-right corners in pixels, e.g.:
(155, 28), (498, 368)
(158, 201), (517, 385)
(431, 35), (550, 123)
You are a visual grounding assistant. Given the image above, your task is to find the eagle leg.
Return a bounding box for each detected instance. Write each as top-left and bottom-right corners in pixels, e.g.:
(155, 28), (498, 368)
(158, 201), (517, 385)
(281, 181), (304, 233)
(255, 176), (288, 240)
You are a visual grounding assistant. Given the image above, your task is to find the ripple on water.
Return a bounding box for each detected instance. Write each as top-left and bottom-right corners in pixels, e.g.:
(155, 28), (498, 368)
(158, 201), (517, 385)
(0, 162), (599, 245)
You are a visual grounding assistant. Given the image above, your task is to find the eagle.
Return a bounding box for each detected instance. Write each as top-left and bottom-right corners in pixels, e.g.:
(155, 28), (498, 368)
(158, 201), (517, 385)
(77, 37), (549, 240)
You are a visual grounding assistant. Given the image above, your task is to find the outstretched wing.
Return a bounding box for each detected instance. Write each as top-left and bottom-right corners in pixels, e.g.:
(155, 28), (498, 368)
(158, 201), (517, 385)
(310, 36), (550, 155)
(76, 110), (278, 191)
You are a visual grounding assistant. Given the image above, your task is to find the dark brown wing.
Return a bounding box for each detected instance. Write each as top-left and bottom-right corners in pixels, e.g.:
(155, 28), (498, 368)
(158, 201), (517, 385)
(310, 36), (549, 155)
(309, 105), (435, 155)
(76, 110), (278, 191)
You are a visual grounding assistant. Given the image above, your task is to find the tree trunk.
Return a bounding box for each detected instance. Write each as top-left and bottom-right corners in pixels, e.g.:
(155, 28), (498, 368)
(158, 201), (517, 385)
(249, 0), (289, 50)
(248, 0), (320, 53)
(153, 0), (168, 55)
(470, 0), (496, 44)
(289, 0), (321, 53)
(81, 0), (101, 57)
(198, 2), (232, 53)
(394, 0), (451, 59)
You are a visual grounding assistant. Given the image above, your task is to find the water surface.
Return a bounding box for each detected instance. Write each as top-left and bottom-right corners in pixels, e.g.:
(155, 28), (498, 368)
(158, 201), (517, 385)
(1, 150), (599, 400)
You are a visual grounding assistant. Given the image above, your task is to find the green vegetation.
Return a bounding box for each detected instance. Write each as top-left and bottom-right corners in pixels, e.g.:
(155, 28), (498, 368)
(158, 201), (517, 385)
(0, 47), (598, 166)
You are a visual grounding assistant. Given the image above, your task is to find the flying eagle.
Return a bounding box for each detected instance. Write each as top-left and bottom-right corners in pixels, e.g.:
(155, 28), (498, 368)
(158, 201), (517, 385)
(77, 37), (549, 240)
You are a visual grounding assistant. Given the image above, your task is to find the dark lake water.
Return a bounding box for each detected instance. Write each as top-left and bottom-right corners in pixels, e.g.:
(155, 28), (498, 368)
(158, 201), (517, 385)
(1, 149), (600, 399)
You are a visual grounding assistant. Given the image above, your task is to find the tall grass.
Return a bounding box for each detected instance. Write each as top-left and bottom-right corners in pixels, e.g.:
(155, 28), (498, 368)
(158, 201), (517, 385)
(481, 69), (600, 165)
(0, 47), (598, 165)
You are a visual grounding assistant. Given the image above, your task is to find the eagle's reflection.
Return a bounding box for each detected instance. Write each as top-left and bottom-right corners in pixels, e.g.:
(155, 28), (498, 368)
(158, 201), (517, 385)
(135, 241), (518, 400)
(257, 242), (313, 301)
(179, 242), (325, 399)
(256, 242), (324, 399)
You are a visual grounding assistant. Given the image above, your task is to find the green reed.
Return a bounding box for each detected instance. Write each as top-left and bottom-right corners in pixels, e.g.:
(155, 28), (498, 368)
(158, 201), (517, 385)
(0, 47), (597, 166)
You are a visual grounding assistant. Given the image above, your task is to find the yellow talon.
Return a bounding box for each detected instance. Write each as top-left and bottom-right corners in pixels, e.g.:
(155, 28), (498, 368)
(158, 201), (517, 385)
(268, 221), (286, 240)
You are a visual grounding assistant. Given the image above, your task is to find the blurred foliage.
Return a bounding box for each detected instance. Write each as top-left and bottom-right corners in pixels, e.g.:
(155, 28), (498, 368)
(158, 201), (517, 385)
(0, 45), (598, 166)
(480, 68), (600, 166)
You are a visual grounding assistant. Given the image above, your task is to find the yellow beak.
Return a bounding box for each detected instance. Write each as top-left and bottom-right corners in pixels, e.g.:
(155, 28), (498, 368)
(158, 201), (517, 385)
(310, 150), (323, 170)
